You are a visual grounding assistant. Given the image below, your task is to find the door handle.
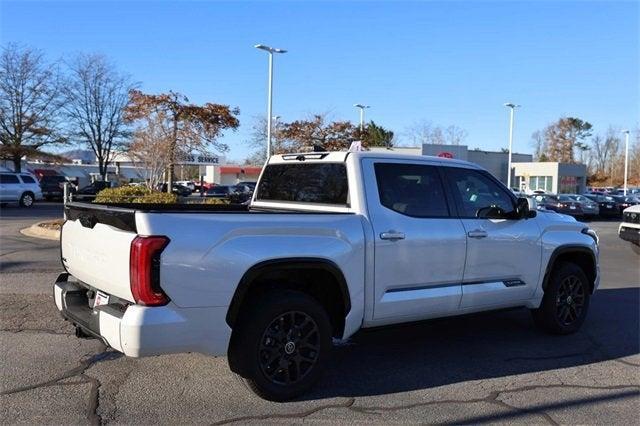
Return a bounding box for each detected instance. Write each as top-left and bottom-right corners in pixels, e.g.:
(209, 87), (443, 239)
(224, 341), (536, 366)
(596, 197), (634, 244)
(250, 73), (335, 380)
(380, 231), (406, 241)
(467, 229), (488, 238)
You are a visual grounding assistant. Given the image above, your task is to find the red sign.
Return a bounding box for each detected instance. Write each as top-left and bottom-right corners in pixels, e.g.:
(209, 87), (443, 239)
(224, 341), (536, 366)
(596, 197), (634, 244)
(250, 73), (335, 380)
(437, 151), (454, 159)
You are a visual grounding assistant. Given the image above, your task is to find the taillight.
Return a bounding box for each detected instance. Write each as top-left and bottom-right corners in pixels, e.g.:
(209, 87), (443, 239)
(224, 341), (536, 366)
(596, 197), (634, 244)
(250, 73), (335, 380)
(130, 236), (170, 306)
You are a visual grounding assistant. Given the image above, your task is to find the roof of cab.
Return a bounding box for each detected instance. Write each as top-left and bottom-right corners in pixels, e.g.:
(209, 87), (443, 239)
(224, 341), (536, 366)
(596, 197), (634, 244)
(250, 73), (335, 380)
(268, 150), (481, 169)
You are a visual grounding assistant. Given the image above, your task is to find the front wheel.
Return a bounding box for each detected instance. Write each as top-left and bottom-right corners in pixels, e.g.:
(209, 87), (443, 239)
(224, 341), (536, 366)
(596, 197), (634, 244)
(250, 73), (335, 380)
(531, 262), (591, 334)
(228, 290), (332, 401)
(19, 192), (34, 207)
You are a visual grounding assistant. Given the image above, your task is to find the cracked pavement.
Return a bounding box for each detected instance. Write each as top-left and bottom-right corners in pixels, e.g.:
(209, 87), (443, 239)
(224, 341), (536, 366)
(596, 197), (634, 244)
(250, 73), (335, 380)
(1, 203), (638, 424)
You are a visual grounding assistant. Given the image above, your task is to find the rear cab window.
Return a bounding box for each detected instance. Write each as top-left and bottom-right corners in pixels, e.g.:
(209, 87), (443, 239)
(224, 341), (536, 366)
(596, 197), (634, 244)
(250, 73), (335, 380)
(256, 163), (349, 206)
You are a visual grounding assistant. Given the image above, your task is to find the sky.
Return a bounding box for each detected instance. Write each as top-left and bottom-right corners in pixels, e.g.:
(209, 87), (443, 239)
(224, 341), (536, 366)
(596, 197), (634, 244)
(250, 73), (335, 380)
(1, 0), (638, 162)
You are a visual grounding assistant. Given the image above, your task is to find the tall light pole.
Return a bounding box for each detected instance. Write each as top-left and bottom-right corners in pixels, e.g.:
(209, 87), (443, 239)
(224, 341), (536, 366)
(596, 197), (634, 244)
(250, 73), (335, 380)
(255, 44), (286, 158)
(504, 103), (521, 189)
(353, 104), (370, 132)
(623, 130), (630, 195)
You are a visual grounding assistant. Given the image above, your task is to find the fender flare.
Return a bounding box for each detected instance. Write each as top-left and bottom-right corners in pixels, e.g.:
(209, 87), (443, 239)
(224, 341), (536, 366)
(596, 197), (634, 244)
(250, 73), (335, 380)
(225, 257), (351, 328)
(542, 245), (597, 292)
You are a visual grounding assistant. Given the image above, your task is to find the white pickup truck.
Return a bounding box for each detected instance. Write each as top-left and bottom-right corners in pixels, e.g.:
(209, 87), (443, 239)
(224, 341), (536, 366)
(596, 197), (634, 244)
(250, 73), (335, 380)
(54, 151), (600, 400)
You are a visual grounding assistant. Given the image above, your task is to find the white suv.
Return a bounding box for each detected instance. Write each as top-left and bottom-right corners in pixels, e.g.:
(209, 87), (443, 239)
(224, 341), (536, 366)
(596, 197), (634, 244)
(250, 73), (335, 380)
(619, 205), (640, 250)
(0, 172), (43, 207)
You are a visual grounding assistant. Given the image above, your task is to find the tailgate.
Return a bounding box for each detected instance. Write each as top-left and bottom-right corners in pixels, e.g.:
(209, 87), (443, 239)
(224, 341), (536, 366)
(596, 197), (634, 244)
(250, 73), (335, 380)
(61, 204), (137, 302)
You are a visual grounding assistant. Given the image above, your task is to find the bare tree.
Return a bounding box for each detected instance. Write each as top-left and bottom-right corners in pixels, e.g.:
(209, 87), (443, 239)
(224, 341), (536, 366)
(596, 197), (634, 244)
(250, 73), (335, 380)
(63, 54), (135, 179)
(444, 125), (468, 145)
(405, 120), (467, 145)
(530, 130), (547, 160)
(590, 127), (621, 174)
(244, 115), (286, 164)
(128, 113), (174, 190)
(0, 44), (64, 172)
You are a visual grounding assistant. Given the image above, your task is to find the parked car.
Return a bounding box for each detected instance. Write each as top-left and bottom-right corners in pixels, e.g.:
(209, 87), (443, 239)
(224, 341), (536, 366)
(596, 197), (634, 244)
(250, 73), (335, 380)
(72, 181), (112, 201)
(611, 195), (640, 213)
(176, 180), (196, 192)
(534, 194), (583, 217)
(156, 183), (192, 197)
(0, 172), (43, 207)
(582, 194), (620, 218)
(228, 184), (253, 204)
(39, 174), (70, 200)
(205, 185), (231, 198)
(566, 194), (600, 218)
(238, 181), (257, 191)
(55, 151), (600, 401)
(619, 205), (640, 251)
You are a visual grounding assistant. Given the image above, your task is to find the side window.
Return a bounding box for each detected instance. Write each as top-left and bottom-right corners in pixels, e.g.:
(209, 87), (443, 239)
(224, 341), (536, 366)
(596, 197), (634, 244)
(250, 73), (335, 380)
(374, 163), (449, 218)
(0, 174), (20, 184)
(20, 175), (36, 184)
(446, 168), (515, 219)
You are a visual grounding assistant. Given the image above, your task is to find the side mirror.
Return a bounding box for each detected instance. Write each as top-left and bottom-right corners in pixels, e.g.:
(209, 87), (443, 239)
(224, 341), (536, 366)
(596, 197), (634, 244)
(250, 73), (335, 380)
(516, 197), (536, 219)
(476, 205), (506, 219)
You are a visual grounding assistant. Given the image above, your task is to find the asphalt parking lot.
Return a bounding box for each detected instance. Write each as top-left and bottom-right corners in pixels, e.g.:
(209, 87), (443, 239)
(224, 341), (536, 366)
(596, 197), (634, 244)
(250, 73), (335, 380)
(1, 202), (638, 425)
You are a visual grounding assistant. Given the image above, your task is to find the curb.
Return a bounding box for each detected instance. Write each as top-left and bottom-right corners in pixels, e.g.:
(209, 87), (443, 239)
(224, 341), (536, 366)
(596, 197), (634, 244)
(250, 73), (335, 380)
(20, 221), (61, 241)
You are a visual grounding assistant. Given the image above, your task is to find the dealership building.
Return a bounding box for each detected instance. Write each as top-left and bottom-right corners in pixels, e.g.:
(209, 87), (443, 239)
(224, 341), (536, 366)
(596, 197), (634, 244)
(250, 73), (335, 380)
(513, 162), (587, 194)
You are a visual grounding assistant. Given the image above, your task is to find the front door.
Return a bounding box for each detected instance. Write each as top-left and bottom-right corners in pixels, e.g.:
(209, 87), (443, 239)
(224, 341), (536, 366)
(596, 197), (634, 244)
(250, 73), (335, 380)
(363, 159), (467, 322)
(443, 167), (541, 309)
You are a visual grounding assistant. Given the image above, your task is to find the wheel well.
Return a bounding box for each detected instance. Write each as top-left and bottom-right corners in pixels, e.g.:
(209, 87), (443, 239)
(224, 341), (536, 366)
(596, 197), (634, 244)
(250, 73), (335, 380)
(226, 259), (351, 338)
(22, 191), (34, 197)
(544, 248), (597, 293)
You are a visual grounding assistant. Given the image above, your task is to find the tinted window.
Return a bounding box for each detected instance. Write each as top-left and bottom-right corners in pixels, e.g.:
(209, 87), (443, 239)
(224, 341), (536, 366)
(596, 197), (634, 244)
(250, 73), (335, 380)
(447, 168), (515, 218)
(374, 163), (449, 217)
(208, 186), (230, 194)
(257, 163), (349, 206)
(20, 175), (36, 183)
(0, 174), (20, 184)
(41, 176), (67, 183)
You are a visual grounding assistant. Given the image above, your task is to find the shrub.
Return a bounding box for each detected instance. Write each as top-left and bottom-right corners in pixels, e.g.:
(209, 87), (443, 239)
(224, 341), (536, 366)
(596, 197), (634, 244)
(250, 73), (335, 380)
(179, 196), (229, 205)
(93, 186), (178, 204)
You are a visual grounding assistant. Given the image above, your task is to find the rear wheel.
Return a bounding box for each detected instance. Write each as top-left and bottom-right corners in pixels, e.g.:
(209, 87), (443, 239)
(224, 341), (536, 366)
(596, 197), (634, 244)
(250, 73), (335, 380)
(19, 192), (34, 208)
(228, 290), (332, 401)
(532, 262), (590, 334)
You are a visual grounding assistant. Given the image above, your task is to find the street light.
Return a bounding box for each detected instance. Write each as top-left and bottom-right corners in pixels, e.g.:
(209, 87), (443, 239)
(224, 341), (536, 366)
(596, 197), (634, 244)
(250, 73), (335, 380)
(622, 130), (630, 195)
(255, 44), (287, 158)
(353, 104), (370, 132)
(504, 102), (521, 189)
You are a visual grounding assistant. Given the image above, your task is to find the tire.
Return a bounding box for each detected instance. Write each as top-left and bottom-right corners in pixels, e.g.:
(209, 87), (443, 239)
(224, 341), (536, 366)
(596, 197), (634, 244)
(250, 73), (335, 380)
(531, 262), (591, 334)
(228, 289), (332, 401)
(19, 192), (34, 208)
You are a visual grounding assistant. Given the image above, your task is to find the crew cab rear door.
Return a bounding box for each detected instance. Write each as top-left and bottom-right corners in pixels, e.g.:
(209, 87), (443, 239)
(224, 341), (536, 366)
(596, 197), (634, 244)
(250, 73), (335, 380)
(362, 159), (467, 322)
(442, 166), (541, 308)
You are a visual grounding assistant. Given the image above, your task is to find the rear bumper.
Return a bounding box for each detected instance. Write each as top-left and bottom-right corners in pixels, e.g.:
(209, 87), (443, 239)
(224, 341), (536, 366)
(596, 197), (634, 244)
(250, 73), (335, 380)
(618, 225), (640, 244)
(53, 273), (232, 357)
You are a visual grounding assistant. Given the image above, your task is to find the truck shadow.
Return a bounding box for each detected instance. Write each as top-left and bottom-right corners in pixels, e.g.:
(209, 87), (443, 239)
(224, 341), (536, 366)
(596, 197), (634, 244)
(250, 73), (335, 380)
(310, 287), (639, 399)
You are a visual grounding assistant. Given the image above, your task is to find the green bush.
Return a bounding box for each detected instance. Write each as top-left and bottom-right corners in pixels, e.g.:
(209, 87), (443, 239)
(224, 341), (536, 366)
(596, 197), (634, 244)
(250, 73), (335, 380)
(93, 186), (178, 204)
(190, 197), (229, 205)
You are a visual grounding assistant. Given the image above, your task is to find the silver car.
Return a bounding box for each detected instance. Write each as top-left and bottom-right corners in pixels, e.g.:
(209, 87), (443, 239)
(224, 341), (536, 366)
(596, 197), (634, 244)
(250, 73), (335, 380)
(568, 194), (600, 217)
(0, 172), (43, 207)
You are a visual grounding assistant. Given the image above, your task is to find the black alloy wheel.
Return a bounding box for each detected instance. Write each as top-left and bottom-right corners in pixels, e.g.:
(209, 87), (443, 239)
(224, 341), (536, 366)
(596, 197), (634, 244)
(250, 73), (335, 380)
(258, 311), (320, 386)
(555, 275), (586, 326)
